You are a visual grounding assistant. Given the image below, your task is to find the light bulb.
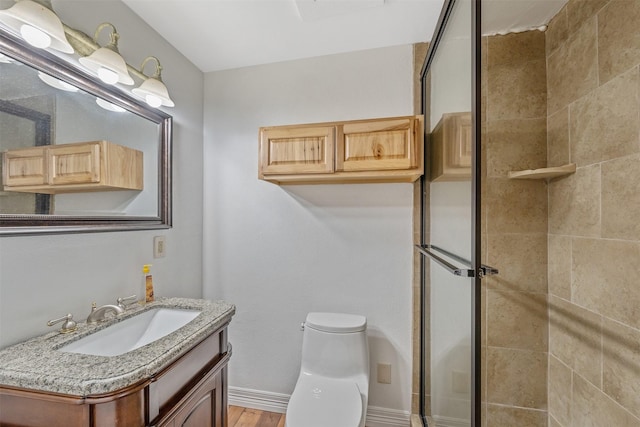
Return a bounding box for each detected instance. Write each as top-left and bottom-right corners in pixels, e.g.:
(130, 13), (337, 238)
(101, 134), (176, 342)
(145, 94), (163, 108)
(20, 24), (51, 49)
(97, 67), (119, 85)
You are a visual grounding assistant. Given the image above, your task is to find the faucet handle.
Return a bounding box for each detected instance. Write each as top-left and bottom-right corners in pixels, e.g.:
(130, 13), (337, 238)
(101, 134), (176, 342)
(117, 295), (138, 309)
(47, 313), (77, 334)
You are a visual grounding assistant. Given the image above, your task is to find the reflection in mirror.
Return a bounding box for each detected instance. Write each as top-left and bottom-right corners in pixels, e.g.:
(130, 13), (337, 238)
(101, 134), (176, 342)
(0, 30), (172, 235)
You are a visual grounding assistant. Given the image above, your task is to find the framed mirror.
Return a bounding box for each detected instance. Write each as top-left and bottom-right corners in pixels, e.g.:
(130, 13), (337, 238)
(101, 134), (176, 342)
(0, 30), (172, 235)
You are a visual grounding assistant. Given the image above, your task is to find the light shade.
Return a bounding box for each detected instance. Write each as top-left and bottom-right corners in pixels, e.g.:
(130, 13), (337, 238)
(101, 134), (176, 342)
(133, 77), (174, 108)
(79, 46), (134, 85)
(0, 0), (73, 53)
(38, 71), (78, 92)
(78, 23), (133, 86)
(132, 56), (174, 107)
(96, 97), (125, 113)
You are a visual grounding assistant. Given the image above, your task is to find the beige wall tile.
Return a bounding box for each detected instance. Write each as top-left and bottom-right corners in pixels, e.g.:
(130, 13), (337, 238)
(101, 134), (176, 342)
(485, 178), (548, 234)
(548, 107), (570, 167)
(486, 233), (548, 293)
(486, 347), (547, 409)
(549, 295), (602, 386)
(548, 164), (601, 237)
(566, 0), (611, 34)
(572, 374), (640, 427)
(547, 17), (598, 114)
(487, 59), (547, 121)
(546, 6), (569, 56)
(486, 404), (547, 427)
(487, 31), (546, 68)
(486, 118), (547, 177)
(549, 415), (564, 427)
(602, 317), (640, 419)
(569, 68), (640, 167)
(548, 235), (572, 300)
(572, 238), (640, 329)
(487, 290), (548, 351)
(598, 0), (640, 85)
(602, 154), (640, 240)
(549, 355), (573, 426)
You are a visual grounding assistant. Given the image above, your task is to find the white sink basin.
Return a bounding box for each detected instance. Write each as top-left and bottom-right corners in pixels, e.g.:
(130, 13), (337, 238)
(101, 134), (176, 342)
(60, 307), (201, 357)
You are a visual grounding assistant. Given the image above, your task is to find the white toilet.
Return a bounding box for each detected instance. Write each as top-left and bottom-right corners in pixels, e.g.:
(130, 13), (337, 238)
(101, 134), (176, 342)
(286, 312), (369, 427)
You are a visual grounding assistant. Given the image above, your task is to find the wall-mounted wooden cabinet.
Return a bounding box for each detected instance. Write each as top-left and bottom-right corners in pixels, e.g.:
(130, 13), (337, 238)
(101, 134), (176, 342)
(2, 140), (143, 194)
(429, 112), (471, 182)
(259, 116), (423, 184)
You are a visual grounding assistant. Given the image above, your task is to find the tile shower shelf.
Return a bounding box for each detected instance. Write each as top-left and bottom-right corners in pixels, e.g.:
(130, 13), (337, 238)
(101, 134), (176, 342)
(508, 163), (576, 180)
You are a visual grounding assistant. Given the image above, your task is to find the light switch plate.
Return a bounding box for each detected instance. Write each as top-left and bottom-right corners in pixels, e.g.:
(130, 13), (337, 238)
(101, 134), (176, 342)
(154, 236), (166, 258)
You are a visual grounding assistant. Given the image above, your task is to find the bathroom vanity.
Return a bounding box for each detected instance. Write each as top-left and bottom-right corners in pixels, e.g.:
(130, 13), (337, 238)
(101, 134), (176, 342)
(0, 298), (235, 427)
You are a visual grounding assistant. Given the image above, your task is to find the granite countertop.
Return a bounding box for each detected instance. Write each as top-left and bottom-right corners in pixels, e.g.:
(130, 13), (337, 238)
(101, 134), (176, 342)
(0, 297), (235, 397)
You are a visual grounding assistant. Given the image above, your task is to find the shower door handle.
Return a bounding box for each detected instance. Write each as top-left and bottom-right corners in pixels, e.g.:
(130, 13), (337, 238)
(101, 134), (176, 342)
(415, 244), (498, 278)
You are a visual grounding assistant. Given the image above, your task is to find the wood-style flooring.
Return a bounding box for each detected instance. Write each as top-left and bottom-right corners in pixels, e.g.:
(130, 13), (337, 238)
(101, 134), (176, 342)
(229, 405), (286, 427)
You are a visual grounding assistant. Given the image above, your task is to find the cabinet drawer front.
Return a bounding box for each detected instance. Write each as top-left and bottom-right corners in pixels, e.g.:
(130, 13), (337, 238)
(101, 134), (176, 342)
(49, 143), (100, 185)
(2, 147), (47, 187)
(338, 118), (416, 172)
(260, 126), (335, 175)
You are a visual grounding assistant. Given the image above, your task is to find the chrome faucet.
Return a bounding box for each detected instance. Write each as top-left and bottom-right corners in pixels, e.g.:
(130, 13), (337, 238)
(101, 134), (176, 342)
(86, 302), (124, 324)
(47, 313), (77, 333)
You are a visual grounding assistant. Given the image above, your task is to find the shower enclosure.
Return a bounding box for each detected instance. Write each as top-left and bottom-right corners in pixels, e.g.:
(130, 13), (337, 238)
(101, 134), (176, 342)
(416, 0), (488, 425)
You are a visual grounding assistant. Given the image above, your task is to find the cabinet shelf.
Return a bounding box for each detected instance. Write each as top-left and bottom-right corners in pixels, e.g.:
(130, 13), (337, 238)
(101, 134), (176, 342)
(508, 163), (576, 180)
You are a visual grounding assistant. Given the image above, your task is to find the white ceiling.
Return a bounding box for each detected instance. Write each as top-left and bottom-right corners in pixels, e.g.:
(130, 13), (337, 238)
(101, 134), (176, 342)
(122, 0), (568, 73)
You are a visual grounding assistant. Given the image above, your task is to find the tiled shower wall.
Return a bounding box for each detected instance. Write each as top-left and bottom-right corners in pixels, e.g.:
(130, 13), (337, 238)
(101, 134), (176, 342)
(415, 1), (640, 425)
(481, 30), (550, 426)
(546, 0), (640, 425)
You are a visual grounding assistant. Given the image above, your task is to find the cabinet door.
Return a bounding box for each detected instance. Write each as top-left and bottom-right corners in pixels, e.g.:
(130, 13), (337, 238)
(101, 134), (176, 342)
(259, 126), (335, 176)
(161, 371), (222, 427)
(2, 146), (47, 187)
(49, 142), (101, 185)
(337, 117), (417, 172)
(429, 112), (472, 181)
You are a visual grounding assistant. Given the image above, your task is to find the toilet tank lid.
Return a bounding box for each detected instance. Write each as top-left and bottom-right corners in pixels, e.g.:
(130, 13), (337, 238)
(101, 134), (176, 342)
(305, 313), (367, 333)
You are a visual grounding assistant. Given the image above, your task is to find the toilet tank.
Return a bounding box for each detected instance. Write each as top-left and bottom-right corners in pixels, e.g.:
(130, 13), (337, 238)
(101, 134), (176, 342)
(300, 313), (369, 379)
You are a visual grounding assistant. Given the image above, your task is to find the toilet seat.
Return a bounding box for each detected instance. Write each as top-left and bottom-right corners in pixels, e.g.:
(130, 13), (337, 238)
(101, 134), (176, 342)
(286, 375), (363, 427)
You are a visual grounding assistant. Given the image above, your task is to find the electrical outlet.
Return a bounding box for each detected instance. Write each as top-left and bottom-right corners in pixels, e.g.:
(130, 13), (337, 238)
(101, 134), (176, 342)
(377, 363), (391, 384)
(154, 236), (166, 258)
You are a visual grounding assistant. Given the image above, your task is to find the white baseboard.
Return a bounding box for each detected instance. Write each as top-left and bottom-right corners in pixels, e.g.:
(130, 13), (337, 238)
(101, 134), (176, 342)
(229, 386), (289, 413)
(366, 406), (411, 426)
(228, 386), (411, 426)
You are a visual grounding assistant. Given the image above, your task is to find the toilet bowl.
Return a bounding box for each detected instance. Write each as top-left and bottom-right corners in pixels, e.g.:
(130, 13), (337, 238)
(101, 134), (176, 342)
(286, 312), (369, 427)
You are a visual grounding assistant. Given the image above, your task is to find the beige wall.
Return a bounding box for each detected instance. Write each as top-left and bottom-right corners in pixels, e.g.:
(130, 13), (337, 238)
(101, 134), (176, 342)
(546, 0), (640, 425)
(481, 30), (549, 427)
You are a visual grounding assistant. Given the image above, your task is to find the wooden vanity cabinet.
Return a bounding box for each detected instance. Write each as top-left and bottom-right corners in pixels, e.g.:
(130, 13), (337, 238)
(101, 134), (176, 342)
(259, 115), (423, 184)
(2, 140), (143, 194)
(0, 325), (230, 427)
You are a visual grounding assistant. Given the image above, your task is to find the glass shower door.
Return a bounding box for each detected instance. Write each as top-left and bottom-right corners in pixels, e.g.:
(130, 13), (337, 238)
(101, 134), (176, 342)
(417, 0), (487, 425)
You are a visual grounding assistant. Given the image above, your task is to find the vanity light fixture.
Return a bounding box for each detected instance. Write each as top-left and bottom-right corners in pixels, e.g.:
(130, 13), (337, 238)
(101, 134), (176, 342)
(132, 56), (175, 108)
(78, 23), (134, 86)
(0, 0), (73, 53)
